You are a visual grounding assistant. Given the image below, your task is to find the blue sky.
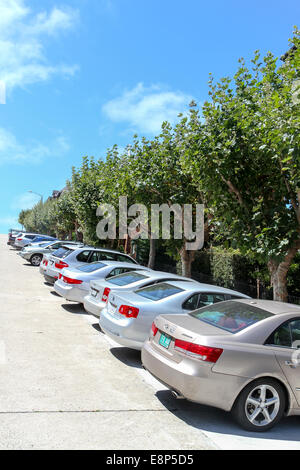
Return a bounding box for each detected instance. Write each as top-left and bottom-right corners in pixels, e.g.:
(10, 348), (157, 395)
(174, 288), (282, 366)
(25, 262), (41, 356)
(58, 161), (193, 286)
(0, 0), (299, 233)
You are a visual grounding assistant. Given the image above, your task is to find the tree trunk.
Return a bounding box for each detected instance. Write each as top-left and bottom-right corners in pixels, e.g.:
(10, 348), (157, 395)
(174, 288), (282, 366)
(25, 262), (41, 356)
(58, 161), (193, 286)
(180, 246), (196, 278)
(148, 236), (156, 269)
(268, 241), (300, 302)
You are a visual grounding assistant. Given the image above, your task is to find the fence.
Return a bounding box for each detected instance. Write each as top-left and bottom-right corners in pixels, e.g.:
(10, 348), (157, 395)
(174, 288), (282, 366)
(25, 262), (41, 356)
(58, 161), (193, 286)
(154, 263), (300, 305)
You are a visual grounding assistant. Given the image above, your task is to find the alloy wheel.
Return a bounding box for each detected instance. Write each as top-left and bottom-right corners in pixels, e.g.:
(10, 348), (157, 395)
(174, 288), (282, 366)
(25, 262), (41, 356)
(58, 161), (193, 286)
(245, 384), (280, 427)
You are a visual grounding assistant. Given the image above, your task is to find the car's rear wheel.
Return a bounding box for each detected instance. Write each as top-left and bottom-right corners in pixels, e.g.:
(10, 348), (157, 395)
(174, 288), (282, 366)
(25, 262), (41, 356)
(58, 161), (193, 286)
(30, 254), (42, 266)
(232, 378), (286, 432)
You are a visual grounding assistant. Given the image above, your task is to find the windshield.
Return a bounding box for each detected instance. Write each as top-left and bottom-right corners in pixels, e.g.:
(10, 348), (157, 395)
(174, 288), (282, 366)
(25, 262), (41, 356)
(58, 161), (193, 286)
(77, 262), (106, 273)
(189, 301), (273, 333)
(108, 271), (148, 286)
(136, 283), (184, 301)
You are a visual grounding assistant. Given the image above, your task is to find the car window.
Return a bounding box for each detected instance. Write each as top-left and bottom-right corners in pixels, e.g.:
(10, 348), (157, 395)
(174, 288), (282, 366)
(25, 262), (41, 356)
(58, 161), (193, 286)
(106, 267), (135, 279)
(77, 262), (106, 273)
(115, 254), (136, 264)
(107, 271), (149, 286)
(136, 283), (184, 301)
(266, 319), (300, 348)
(198, 293), (226, 308)
(89, 251), (115, 262)
(183, 294), (199, 310)
(190, 301), (273, 333)
(50, 243), (61, 250)
(76, 250), (91, 262)
(291, 320), (300, 348)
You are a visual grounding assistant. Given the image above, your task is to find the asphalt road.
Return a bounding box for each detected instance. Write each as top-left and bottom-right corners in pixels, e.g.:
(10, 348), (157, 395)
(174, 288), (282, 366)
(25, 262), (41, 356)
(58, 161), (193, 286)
(0, 234), (299, 450)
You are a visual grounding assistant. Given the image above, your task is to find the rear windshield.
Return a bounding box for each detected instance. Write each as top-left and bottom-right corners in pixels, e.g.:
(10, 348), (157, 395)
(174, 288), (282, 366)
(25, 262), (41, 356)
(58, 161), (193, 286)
(136, 283), (184, 301)
(108, 272), (148, 286)
(52, 247), (73, 259)
(77, 262), (106, 273)
(189, 301), (273, 333)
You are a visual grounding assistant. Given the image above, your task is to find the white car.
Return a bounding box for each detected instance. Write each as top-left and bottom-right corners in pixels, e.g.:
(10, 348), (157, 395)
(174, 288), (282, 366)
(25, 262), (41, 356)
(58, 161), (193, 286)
(99, 280), (251, 350)
(54, 261), (150, 303)
(83, 270), (194, 317)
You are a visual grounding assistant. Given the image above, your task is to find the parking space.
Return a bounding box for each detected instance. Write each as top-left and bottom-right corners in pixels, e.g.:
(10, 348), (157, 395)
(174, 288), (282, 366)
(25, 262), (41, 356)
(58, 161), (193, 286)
(0, 235), (299, 450)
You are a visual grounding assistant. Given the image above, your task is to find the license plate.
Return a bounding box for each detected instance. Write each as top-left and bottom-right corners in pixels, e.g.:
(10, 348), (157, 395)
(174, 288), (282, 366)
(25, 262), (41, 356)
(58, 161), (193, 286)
(108, 302), (117, 315)
(159, 333), (171, 349)
(91, 288), (98, 298)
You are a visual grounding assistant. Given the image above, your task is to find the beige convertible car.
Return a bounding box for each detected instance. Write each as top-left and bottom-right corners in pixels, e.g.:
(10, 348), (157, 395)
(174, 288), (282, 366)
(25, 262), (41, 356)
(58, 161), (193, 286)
(142, 299), (300, 431)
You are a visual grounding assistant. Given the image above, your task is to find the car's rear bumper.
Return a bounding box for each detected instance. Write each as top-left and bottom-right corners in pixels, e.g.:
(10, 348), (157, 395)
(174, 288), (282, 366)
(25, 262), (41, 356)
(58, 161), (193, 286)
(54, 281), (86, 303)
(44, 273), (57, 284)
(141, 339), (247, 412)
(99, 312), (144, 350)
(83, 295), (106, 317)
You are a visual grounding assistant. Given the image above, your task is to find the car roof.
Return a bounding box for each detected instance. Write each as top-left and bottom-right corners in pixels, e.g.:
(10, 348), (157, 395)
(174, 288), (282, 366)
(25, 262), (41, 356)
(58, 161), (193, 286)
(152, 279), (250, 296)
(229, 298), (300, 314)
(82, 260), (146, 269)
(129, 269), (191, 280)
(76, 246), (135, 255)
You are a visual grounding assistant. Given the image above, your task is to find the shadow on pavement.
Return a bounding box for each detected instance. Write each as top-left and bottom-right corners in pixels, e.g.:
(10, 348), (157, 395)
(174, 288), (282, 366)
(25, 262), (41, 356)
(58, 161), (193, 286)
(50, 290), (61, 297)
(155, 389), (300, 442)
(91, 323), (102, 333)
(61, 303), (88, 315)
(109, 347), (143, 369)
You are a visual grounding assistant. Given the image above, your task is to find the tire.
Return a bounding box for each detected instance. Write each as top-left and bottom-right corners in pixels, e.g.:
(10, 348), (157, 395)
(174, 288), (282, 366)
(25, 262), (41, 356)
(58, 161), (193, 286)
(232, 378), (286, 432)
(30, 254), (43, 267)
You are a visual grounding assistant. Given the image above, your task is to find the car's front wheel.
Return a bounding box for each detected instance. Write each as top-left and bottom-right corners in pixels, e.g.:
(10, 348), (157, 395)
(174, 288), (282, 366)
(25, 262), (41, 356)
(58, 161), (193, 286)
(232, 378), (286, 432)
(30, 254), (43, 266)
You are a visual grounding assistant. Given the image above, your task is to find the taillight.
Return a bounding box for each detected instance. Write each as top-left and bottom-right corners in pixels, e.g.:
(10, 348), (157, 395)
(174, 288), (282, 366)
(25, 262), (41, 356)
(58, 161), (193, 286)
(118, 305), (139, 318)
(17, 238), (22, 241)
(102, 287), (111, 302)
(174, 339), (223, 363)
(55, 261), (69, 269)
(63, 276), (83, 285)
(58, 273), (62, 279)
(151, 322), (158, 337)
(45, 260), (48, 266)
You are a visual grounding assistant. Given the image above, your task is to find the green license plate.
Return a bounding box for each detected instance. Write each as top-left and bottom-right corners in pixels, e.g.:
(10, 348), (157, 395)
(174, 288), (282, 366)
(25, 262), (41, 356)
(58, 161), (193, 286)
(159, 333), (171, 349)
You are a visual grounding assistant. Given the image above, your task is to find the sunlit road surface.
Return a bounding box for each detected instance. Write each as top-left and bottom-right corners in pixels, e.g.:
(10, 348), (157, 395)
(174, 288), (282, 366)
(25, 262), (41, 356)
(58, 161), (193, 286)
(0, 235), (299, 450)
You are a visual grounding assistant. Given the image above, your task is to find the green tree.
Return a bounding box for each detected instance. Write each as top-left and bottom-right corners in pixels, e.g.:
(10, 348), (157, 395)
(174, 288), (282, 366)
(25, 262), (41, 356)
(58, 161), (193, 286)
(183, 30), (300, 300)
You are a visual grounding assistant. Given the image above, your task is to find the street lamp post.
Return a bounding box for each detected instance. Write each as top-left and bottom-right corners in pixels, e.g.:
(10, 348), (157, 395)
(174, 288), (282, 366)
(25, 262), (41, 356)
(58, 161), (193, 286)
(28, 190), (43, 204)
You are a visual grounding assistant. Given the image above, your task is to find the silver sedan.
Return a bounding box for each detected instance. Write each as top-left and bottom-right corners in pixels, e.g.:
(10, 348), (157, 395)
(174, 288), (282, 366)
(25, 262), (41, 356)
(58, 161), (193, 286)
(84, 270), (193, 317)
(99, 281), (250, 350)
(142, 298), (300, 432)
(54, 261), (150, 303)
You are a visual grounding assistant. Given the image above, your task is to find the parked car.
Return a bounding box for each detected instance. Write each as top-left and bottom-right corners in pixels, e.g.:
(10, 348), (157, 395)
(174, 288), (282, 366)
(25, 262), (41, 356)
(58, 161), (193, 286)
(54, 262), (151, 303)
(19, 240), (83, 266)
(99, 280), (250, 350)
(29, 235), (57, 245)
(84, 270), (196, 317)
(44, 246), (138, 284)
(14, 233), (55, 250)
(142, 298), (300, 432)
(7, 229), (24, 246)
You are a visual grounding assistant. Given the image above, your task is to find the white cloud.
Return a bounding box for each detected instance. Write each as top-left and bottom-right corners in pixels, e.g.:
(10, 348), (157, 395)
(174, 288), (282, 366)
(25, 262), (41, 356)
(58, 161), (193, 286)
(102, 83), (193, 134)
(0, 0), (79, 91)
(0, 127), (70, 165)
